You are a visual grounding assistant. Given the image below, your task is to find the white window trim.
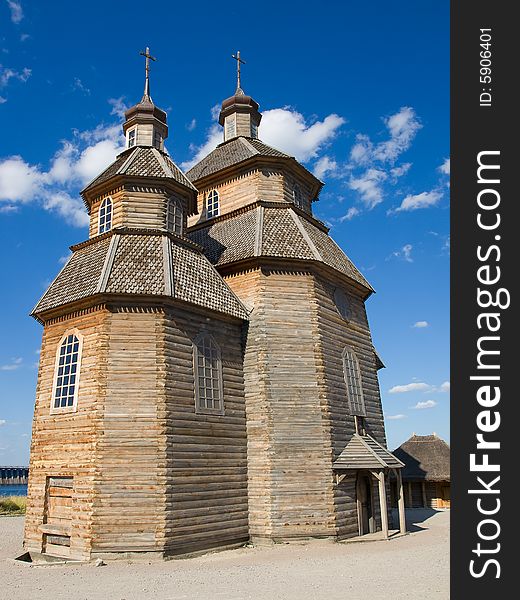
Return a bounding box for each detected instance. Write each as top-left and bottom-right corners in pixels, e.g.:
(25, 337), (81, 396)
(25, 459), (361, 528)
(98, 197), (113, 234)
(193, 332), (225, 416)
(127, 126), (137, 148)
(342, 346), (367, 417)
(50, 329), (84, 415)
(206, 189), (220, 219)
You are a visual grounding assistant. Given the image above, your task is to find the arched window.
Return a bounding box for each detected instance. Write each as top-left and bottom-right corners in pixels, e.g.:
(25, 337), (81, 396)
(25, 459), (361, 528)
(166, 197), (183, 235)
(98, 198), (113, 234)
(293, 185), (303, 209)
(342, 347), (366, 417)
(52, 331), (83, 412)
(334, 288), (351, 321)
(207, 189), (220, 219)
(193, 333), (224, 414)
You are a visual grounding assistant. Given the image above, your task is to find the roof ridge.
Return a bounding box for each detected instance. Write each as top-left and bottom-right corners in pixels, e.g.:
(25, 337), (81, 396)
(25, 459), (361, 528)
(240, 136), (261, 156)
(116, 146), (140, 175)
(288, 209), (322, 261)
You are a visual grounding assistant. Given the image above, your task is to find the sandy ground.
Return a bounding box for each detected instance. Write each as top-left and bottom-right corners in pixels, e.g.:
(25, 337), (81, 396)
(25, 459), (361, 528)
(1, 509), (449, 600)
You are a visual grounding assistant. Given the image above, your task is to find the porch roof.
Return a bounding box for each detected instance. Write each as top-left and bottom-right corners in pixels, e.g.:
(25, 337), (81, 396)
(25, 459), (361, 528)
(333, 434), (405, 470)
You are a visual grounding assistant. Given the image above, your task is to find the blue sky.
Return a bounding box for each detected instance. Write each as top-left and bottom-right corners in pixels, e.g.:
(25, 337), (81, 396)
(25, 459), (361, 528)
(0, 1), (449, 464)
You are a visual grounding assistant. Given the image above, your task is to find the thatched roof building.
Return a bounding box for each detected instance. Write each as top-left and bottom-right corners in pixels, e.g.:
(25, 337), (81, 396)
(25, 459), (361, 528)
(392, 434), (450, 508)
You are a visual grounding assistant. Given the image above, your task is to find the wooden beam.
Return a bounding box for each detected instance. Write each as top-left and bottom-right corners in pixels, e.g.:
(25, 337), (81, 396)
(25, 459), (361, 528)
(397, 469), (406, 535)
(378, 470), (389, 540)
(421, 481), (427, 508)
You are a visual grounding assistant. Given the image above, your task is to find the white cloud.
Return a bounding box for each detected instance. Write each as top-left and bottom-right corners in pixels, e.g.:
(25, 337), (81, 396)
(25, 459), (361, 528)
(388, 243), (413, 263)
(0, 203), (18, 213)
(412, 400), (437, 410)
(72, 77), (90, 95)
(181, 124), (222, 170)
(182, 106), (345, 171)
(186, 118), (197, 131)
(345, 107), (421, 213)
(348, 168), (387, 208)
(339, 207), (360, 222)
(350, 107), (421, 167)
(0, 117), (125, 226)
(0, 357), (22, 371)
(260, 109), (345, 163)
(108, 97), (128, 120)
(413, 321), (429, 328)
(6, 1), (23, 23)
(0, 419), (6, 426)
(0, 65), (31, 87)
(0, 156), (44, 202)
(438, 158), (450, 175)
(390, 162), (412, 180)
(440, 381), (450, 392)
(389, 382), (433, 394)
(387, 414), (407, 420)
(313, 155), (337, 180)
(395, 190), (443, 212)
(0, 95), (6, 104)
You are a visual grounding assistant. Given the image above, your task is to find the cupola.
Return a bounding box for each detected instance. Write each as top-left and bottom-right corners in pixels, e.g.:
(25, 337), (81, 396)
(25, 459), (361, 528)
(218, 51), (262, 142)
(122, 47), (168, 150)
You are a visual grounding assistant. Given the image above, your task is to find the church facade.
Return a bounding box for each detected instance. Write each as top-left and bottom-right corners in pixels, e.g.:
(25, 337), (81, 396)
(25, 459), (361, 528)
(24, 52), (406, 561)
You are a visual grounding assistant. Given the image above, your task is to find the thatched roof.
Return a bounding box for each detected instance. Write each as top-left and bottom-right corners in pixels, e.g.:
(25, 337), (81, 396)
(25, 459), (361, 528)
(393, 434), (450, 482)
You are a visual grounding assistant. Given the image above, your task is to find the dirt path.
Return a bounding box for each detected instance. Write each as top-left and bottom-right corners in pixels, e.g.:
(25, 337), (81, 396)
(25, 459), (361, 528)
(1, 509), (449, 600)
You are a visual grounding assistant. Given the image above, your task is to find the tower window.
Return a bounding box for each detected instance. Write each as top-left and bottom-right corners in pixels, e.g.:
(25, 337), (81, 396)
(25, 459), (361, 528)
(293, 185), (303, 209)
(342, 347), (366, 417)
(193, 334), (224, 414)
(52, 332), (83, 412)
(128, 128), (136, 148)
(207, 189), (220, 218)
(225, 114), (236, 140)
(153, 129), (162, 149)
(98, 198), (113, 234)
(334, 288), (351, 321)
(167, 197), (183, 235)
(251, 121), (258, 139)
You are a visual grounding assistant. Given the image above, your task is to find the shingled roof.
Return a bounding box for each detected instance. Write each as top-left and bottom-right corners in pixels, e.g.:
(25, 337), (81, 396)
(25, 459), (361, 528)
(188, 204), (374, 293)
(333, 434), (404, 470)
(81, 146), (197, 197)
(186, 136), (309, 183)
(32, 231), (248, 321)
(393, 434), (450, 482)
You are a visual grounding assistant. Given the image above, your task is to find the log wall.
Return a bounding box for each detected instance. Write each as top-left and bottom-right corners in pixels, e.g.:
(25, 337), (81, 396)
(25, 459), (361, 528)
(225, 268), (337, 541)
(24, 308), (108, 560)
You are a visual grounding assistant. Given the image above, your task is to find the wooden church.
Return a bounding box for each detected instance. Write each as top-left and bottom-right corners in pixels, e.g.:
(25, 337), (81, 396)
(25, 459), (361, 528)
(24, 50), (406, 561)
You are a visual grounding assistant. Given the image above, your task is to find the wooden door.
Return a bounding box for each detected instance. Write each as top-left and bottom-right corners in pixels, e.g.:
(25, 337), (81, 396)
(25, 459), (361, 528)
(42, 476), (73, 557)
(357, 474), (374, 535)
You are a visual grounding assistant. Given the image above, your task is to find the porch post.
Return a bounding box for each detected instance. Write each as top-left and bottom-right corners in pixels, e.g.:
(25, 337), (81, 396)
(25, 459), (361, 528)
(397, 469), (407, 534)
(378, 470), (389, 539)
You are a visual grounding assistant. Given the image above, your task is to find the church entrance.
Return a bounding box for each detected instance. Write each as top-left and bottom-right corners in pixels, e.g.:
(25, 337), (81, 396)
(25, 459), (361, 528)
(356, 473), (375, 535)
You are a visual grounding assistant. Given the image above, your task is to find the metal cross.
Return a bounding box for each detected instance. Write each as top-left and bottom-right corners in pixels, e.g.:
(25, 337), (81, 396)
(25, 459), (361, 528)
(140, 47), (156, 97)
(231, 50), (245, 92)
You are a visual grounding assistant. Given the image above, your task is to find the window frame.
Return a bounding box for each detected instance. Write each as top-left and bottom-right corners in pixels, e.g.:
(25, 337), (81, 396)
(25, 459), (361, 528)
(225, 113), (237, 139)
(193, 333), (225, 416)
(153, 128), (162, 149)
(98, 197), (113, 234)
(342, 346), (367, 417)
(50, 329), (84, 415)
(206, 189), (220, 219)
(334, 287), (351, 321)
(127, 127), (137, 148)
(166, 196), (184, 236)
(292, 184), (304, 209)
